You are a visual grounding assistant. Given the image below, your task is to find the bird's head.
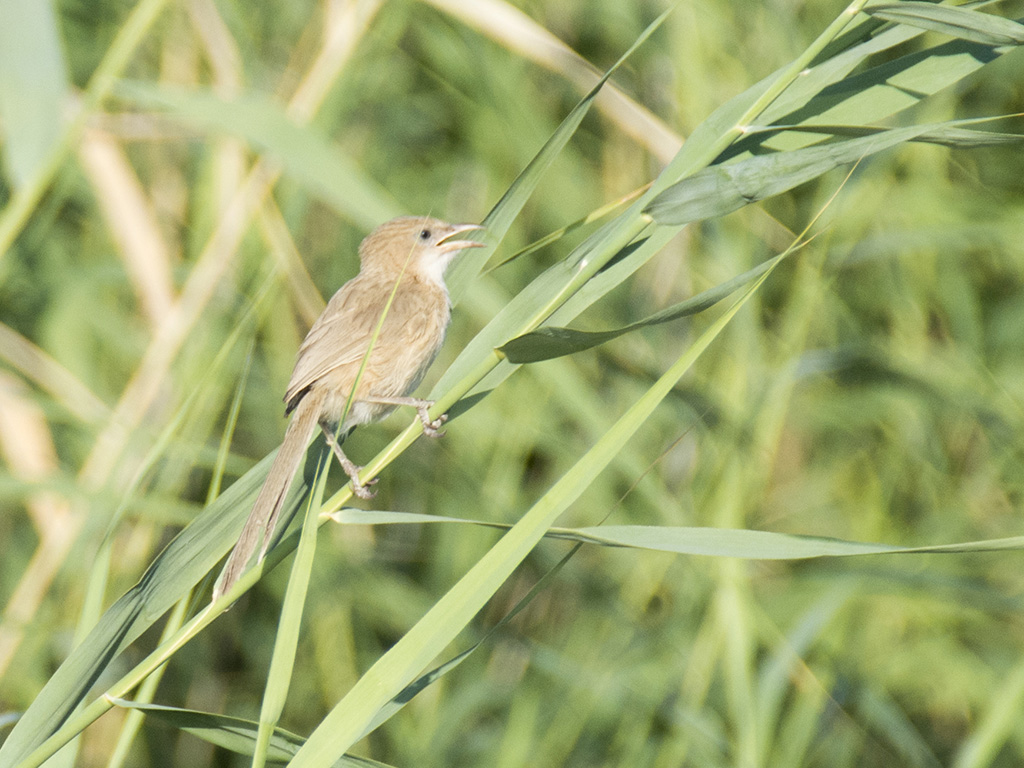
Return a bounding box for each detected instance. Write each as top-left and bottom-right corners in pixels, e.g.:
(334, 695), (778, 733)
(359, 216), (486, 285)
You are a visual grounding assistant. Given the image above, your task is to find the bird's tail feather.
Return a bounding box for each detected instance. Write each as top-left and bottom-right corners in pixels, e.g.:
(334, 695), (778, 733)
(214, 390), (324, 599)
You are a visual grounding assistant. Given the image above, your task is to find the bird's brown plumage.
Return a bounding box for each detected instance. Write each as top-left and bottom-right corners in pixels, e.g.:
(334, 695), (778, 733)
(285, 272), (450, 425)
(215, 216), (484, 599)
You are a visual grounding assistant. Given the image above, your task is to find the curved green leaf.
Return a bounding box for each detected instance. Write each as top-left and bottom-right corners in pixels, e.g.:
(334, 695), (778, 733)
(758, 29), (1018, 152)
(557, 526), (1024, 559)
(867, 4), (1024, 46)
(746, 120), (1024, 148)
(330, 509), (1024, 559)
(497, 253), (785, 364)
(644, 122), (940, 226)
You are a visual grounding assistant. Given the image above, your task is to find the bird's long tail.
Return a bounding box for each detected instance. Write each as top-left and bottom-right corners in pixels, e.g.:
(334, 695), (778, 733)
(214, 389), (325, 599)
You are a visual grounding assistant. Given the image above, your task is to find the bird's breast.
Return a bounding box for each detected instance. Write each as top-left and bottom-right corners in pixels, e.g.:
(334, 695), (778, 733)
(306, 278), (451, 427)
(369, 282), (450, 394)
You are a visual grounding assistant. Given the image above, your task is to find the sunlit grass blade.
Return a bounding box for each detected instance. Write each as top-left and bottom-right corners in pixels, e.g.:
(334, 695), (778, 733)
(756, 585), (855, 766)
(439, 0), (935, 402)
(106, 598), (191, 768)
(435, 11), (670, 392)
(0, 464), (272, 767)
(746, 118), (1024, 148)
(756, 19), (1023, 151)
(11, 517), (322, 768)
(758, 17), (912, 126)
(327, 509), (1024, 559)
(646, 0), (873, 193)
(439, 1), (878, 398)
(866, 3), (1024, 46)
(484, 183), (649, 274)
(550, 526), (1024, 558)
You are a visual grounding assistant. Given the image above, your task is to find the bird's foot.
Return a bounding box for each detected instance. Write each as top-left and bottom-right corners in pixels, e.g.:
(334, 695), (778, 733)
(338, 455), (378, 499)
(351, 476), (378, 499)
(417, 405), (447, 438)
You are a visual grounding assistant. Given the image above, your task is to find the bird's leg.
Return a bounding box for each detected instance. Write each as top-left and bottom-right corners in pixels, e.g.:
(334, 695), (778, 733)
(359, 395), (447, 437)
(320, 422), (377, 499)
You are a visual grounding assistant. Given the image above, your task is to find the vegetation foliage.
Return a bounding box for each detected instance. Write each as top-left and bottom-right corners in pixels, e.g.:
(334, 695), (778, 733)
(2, 0), (1024, 766)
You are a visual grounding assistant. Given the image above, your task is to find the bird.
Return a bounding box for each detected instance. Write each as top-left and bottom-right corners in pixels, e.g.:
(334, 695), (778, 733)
(215, 216), (485, 599)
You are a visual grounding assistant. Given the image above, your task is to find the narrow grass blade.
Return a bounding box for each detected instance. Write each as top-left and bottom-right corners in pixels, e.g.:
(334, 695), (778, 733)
(444, 7), (671, 303)
(251, 448), (330, 768)
(867, 4), (1024, 46)
(952, 655), (1024, 768)
(756, 21), (1021, 151)
(439, 2), (883, 399)
(485, 184), (649, 273)
(106, 348), (252, 768)
(756, 586), (855, 762)
(757, 18), (916, 127)
(207, 341), (256, 504)
(107, 700), (394, 767)
(329, 509), (1024, 559)
(436, 11), (670, 392)
(745, 119), (1024, 148)
(359, 543), (582, 737)
(329, 509), (495, 526)
(106, 597), (191, 768)
(498, 253), (786, 364)
(539, 225), (677, 336)
(438, 1), (925, 405)
(553, 526), (1024, 558)
(647, 0), (873, 193)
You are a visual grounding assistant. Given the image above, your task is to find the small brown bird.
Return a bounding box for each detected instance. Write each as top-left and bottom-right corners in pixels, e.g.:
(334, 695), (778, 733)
(216, 216), (485, 598)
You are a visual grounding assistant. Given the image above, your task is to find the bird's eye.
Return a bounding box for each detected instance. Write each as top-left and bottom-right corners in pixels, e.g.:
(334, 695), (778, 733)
(419, 229), (431, 241)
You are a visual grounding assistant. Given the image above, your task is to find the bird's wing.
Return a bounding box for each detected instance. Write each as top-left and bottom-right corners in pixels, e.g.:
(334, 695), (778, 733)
(283, 280), (385, 409)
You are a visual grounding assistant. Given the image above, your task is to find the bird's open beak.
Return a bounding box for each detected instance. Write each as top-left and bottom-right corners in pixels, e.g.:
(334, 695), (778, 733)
(437, 223), (487, 253)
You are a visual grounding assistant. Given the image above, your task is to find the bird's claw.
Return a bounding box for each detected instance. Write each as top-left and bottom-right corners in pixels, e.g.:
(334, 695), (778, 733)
(422, 412), (447, 438)
(351, 475), (378, 499)
(340, 458), (378, 499)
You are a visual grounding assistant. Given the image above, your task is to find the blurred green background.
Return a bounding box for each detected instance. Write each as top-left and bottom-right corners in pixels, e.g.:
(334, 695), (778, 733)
(2, 0), (1024, 766)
